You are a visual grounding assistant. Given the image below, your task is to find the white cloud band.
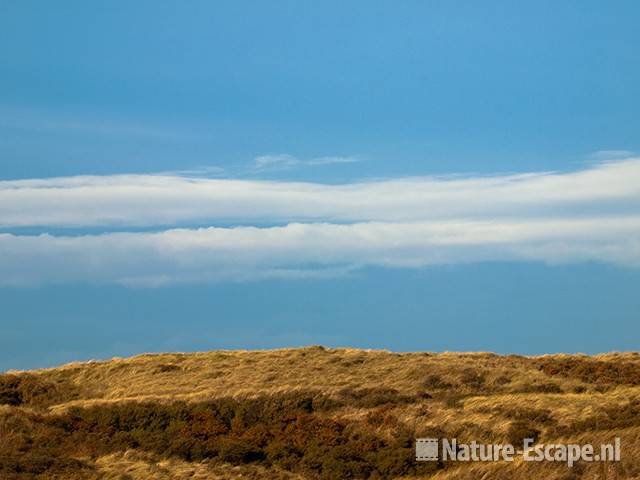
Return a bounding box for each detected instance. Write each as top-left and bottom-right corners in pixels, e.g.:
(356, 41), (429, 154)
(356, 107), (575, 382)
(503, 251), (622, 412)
(1, 159), (639, 228)
(1, 217), (638, 286)
(1, 159), (639, 285)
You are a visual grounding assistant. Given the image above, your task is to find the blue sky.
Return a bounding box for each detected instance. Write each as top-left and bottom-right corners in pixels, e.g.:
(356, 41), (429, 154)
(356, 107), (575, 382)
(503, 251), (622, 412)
(1, 1), (639, 370)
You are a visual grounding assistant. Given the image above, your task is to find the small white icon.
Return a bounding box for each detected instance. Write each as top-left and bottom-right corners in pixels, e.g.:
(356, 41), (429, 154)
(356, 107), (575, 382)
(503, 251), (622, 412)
(416, 438), (438, 461)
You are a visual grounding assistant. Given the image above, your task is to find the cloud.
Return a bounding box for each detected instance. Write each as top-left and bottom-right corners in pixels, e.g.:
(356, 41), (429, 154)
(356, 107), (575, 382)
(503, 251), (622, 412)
(253, 154), (301, 170)
(151, 154), (360, 179)
(1, 158), (638, 286)
(155, 165), (226, 177)
(305, 156), (362, 166)
(1, 217), (638, 286)
(590, 150), (635, 160)
(252, 154), (360, 171)
(1, 158), (639, 228)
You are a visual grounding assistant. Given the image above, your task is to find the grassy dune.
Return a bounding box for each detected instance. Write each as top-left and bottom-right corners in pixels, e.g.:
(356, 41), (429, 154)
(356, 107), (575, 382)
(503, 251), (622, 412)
(1, 347), (639, 479)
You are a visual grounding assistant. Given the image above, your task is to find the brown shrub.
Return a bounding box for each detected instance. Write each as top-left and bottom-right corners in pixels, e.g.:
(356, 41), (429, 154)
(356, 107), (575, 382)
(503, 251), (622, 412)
(0, 376), (21, 406)
(423, 374), (453, 390)
(216, 437), (264, 463)
(0, 390), (445, 479)
(493, 375), (512, 386)
(441, 393), (466, 409)
(506, 421), (540, 446)
(518, 382), (563, 394)
(538, 358), (640, 385)
(0, 374), (78, 408)
(154, 363), (182, 373)
(365, 405), (398, 427)
(459, 368), (486, 389)
(0, 409), (94, 479)
(0, 451), (91, 479)
(502, 407), (556, 425)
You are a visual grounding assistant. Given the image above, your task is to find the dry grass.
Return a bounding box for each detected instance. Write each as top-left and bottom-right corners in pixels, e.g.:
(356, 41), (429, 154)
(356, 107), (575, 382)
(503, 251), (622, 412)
(95, 450), (305, 479)
(1, 347), (640, 479)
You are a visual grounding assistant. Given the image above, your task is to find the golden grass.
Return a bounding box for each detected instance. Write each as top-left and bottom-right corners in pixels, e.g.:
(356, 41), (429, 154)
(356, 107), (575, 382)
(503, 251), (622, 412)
(94, 450), (305, 479)
(3, 347), (640, 479)
(14, 347), (610, 407)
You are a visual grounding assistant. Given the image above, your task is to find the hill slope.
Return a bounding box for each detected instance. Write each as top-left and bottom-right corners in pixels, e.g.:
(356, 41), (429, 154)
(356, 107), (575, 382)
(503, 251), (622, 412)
(1, 347), (639, 479)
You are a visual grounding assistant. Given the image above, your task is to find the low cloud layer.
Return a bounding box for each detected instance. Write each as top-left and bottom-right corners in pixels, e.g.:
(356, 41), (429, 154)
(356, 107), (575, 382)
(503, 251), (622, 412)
(1, 158), (639, 228)
(1, 217), (639, 286)
(1, 159), (639, 286)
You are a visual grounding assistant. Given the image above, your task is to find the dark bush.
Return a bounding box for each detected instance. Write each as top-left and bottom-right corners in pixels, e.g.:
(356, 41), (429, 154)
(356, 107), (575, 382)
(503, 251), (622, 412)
(502, 407), (555, 425)
(365, 406), (398, 427)
(216, 437), (264, 463)
(0, 409), (95, 479)
(459, 368), (485, 389)
(519, 382), (563, 394)
(494, 375), (512, 386)
(423, 374), (452, 390)
(506, 421), (540, 446)
(538, 358), (640, 385)
(0, 374), (77, 408)
(154, 363), (182, 373)
(1, 452), (91, 478)
(441, 393), (466, 409)
(0, 376), (22, 406)
(265, 440), (303, 469)
(0, 389), (448, 479)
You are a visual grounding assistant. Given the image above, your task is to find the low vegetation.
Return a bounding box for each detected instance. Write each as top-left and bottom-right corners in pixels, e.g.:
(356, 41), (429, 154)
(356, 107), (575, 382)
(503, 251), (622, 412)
(1, 348), (639, 479)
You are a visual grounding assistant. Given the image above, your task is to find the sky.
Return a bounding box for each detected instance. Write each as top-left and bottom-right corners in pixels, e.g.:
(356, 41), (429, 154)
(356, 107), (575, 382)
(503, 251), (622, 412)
(1, 1), (639, 370)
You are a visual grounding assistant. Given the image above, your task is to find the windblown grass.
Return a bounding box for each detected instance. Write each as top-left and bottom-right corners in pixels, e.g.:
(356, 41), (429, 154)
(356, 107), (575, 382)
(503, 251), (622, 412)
(1, 347), (639, 479)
